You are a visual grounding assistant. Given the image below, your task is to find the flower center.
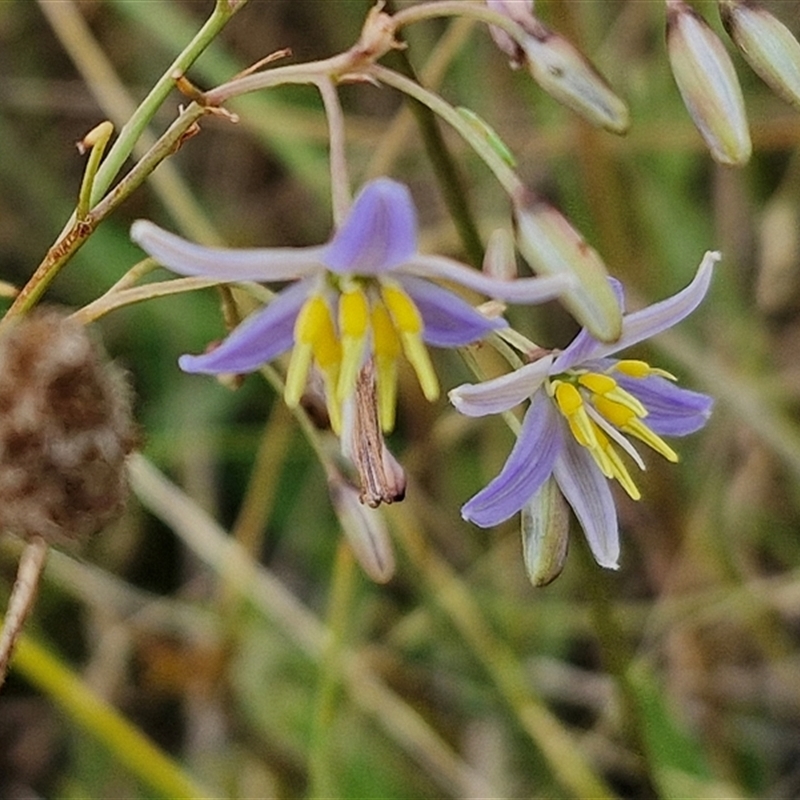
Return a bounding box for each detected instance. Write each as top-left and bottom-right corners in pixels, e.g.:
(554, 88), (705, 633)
(284, 276), (439, 433)
(547, 360), (679, 500)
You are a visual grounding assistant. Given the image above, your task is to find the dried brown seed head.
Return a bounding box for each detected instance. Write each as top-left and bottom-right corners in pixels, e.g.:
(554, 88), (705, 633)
(0, 309), (136, 545)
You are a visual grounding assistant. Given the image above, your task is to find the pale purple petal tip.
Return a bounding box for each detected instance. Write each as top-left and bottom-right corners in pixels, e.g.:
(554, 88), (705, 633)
(397, 276), (505, 347)
(618, 374), (713, 436)
(461, 397), (561, 528)
(323, 179), (417, 274)
(449, 357), (554, 418)
(553, 438), (620, 569)
(179, 279), (310, 375)
(130, 220), (323, 282)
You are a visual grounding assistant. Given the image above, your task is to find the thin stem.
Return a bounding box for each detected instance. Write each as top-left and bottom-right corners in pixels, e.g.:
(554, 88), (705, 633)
(369, 65), (523, 197)
(392, 1), (526, 44)
(2, 102), (207, 323)
(0, 536), (48, 690)
(88, 0), (249, 207)
(317, 76), (351, 226)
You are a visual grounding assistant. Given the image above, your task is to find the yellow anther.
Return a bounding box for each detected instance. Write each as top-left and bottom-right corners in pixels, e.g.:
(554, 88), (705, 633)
(553, 381), (583, 416)
(578, 372), (617, 395)
(339, 285), (370, 338)
(613, 359), (677, 382)
(593, 394), (636, 427)
(371, 299), (402, 361)
(372, 300), (402, 431)
(381, 281), (422, 334)
(380, 280), (438, 403)
(285, 293), (343, 432)
(337, 286), (371, 401)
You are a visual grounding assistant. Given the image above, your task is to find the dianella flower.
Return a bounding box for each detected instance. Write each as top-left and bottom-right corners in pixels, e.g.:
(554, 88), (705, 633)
(450, 251), (719, 570)
(131, 178), (569, 434)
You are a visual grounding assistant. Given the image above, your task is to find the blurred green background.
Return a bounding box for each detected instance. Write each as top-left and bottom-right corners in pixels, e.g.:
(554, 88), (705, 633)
(3, 1), (800, 797)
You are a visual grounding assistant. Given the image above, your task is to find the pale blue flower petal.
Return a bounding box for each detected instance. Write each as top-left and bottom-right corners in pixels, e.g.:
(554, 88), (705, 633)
(617, 374), (713, 436)
(131, 220), (324, 281)
(461, 396), (561, 527)
(553, 437), (620, 568)
(323, 178), (417, 274)
(406, 255), (573, 304)
(449, 356), (554, 417)
(178, 278), (312, 374)
(592, 250), (720, 361)
(396, 275), (505, 347)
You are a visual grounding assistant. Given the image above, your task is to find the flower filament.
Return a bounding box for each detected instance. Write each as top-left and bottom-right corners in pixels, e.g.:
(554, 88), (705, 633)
(548, 361), (679, 499)
(285, 276), (439, 433)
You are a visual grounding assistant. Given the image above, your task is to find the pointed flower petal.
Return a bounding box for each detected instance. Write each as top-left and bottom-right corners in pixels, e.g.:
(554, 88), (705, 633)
(407, 254), (573, 304)
(449, 356), (554, 417)
(131, 220), (323, 281)
(397, 275), (505, 347)
(462, 396), (561, 527)
(178, 278), (312, 374)
(592, 250), (719, 360)
(553, 437), (620, 568)
(323, 178), (417, 274)
(616, 374), (713, 436)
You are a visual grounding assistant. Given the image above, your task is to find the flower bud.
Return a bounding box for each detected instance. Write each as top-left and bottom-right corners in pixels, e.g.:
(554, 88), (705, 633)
(329, 478), (395, 583)
(521, 477), (569, 587)
(483, 228), (518, 282)
(0, 310), (135, 545)
(513, 189), (622, 343)
(666, 0), (751, 165)
(720, 0), (800, 111)
(521, 23), (630, 134)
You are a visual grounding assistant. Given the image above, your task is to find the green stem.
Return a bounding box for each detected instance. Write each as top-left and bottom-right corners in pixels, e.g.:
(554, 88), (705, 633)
(89, 0), (249, 207)
(9, 631), (215, 798)
(2, 102), (206, 323)
(369, 65), (522, 197)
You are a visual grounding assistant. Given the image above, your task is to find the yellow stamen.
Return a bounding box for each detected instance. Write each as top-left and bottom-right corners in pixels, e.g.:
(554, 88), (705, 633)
(372, 300), (402, 431)
(285, 293), (342, 432)
(554, 378), (641, 498)
(621, 418), (679, 463)
(381, 281), (439, 402)
(580, 372), (647, 417)
(337, 285), (370, 401)
(593, 394), (636, 428)
(613, 359), (677, 381)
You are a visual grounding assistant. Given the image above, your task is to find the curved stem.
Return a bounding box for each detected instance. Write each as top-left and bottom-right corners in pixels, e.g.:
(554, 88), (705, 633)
(317, 76), (351, 226)
(369, 65), (523, 197)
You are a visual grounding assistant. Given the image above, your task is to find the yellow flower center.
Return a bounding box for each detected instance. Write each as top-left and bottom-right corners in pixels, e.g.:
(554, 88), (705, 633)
(549, 362), (679, 500)
(284, 278), (439, 433)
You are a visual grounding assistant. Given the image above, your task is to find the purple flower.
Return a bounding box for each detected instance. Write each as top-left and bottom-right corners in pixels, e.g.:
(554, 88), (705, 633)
(449, 251), (719, 569)
(131, 179), (569, 434)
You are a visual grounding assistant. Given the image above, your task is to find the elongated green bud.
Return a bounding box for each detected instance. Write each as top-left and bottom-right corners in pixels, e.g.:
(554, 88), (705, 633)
(720, 0), (800, 111)
(521, 23), (630, 134)
(513, 188), (622, 343)
(667, 0), (751, 165)
(522, 477), (569, 587)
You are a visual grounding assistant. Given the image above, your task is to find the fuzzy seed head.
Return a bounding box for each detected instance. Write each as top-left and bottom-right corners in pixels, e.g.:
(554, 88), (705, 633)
(0, 310), (136, 545)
